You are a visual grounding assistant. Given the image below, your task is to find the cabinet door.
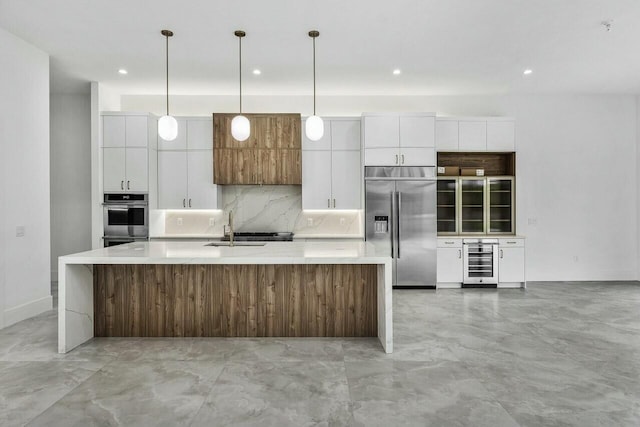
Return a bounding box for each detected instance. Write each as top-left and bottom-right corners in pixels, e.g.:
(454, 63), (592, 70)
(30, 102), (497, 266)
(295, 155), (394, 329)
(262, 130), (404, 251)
(158, 118), (187, 150)
(102, 116), (125, 147)
(187, 119), (213, 150)
(125, 116), (149, 148)
(499, 247), (525, 283)
(364, 148), (399, 166)
(458, 121), (487, 151)
(400, 116), (435, 148)
(460, 178), (486, 233)
(487, 121), (515, 151)
(125, 148), (148, 191)
(103, 148), (126, 191)
(435, 120), (459, 151)
(331, 120), (360, 150)
(158, 151), (188, 208)
(187, 150), (218, 208)
(437, 247), (463, 283)
(363, 116), (399, 149)
(399, 147), (436, 166)
(278, 149), (302, 184)
(302, 151), (332, 209)
(331, 150), (361, 209)
(302, 119), (331, 150)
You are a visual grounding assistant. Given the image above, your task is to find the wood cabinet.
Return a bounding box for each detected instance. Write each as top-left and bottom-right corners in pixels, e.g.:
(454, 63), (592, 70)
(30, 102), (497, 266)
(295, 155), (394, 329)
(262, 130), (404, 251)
(102, 113), (152, 192)
(363, 113), (436, 166)
(302, 118), (361, 209)
(213, 113), (301, 184)
(157, 117), (220, 209)
(435, 117), (515, 152)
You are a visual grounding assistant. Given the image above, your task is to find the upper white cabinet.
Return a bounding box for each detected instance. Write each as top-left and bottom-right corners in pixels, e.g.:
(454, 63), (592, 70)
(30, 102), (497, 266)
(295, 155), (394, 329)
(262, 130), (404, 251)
(302, 117), (361, 210)
(435, 117), (515, 152)
(363, 113), (436, 166)
(102, 113), (153, 192)
(157, 117), (219, 209)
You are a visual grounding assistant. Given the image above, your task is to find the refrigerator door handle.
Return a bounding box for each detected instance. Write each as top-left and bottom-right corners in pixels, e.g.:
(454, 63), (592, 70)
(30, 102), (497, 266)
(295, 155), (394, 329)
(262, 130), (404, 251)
(397, 191), (401, 259)
(390, 191), (395, 258)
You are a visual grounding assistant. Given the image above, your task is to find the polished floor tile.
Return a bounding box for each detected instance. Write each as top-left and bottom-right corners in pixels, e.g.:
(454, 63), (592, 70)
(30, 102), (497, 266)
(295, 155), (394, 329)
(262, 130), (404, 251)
(0, 281), (639, 426)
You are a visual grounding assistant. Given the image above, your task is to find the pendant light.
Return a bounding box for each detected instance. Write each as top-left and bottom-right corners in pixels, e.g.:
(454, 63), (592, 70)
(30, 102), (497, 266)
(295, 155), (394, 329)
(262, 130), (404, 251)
(231, 30), (250, 142)
(158, 29), (178, 141)
(305, 30), (324, 141)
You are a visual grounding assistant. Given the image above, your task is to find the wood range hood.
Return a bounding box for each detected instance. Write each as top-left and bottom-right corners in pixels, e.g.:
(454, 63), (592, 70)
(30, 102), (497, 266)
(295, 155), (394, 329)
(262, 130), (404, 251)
(213, 113), (302, 185)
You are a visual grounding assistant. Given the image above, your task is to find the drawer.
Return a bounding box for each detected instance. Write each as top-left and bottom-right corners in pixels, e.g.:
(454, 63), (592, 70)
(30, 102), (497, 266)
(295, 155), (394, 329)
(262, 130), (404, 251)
(438, 238), (462, 248)
(499, 238), (525, 247)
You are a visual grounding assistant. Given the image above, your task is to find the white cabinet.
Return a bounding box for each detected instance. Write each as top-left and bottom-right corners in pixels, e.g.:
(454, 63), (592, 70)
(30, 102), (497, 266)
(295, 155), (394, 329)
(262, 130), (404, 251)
(302, 117), (361, 210)
(487, 121), (515, 151)
(498, 238), (525, 284)
(158, 150), (219, 209)
(458, 120), (487, 151)
(157, 117), (219, 209)
(437, 238), (463, 284)
(363, 113), (436, 166)
(302, 120), (332, 150)
(436, 117), (515, 152)
(102, 113), (152, 192)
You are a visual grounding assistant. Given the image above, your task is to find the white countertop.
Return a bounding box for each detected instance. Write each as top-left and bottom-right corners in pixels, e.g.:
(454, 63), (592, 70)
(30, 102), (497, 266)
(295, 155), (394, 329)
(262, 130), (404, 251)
(438, 235), (526, 239)
(60, 241), (390, 265)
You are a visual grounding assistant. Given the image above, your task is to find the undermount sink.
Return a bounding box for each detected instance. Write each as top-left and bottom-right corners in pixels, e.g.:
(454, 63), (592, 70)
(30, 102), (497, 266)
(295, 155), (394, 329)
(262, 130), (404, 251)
(204, 242), (266, 247)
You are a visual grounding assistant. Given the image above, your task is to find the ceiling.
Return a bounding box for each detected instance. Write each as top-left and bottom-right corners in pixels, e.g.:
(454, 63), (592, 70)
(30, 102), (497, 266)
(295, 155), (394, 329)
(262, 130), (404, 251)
(1, 0), (640, 96)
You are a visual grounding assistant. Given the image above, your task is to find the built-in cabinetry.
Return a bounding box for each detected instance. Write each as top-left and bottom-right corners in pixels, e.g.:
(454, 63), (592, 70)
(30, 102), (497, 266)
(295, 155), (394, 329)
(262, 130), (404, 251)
(102, 113), (155, 192)
(213, 113), (302, 185)
(436, 117), (515, 152)
(158, 117), (221, 209)
(302, 118), (361, 209)
(362, 113), (436, 166)
(437, 237), (525, 288)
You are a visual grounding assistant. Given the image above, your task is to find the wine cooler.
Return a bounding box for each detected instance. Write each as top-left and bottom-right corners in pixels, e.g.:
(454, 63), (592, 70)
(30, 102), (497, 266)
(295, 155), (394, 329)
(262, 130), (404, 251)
(462, 238), (498, 286)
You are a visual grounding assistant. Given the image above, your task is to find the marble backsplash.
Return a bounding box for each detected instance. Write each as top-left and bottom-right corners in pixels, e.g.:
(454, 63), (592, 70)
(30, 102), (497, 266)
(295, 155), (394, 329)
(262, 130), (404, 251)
(151, 185), (363, 238)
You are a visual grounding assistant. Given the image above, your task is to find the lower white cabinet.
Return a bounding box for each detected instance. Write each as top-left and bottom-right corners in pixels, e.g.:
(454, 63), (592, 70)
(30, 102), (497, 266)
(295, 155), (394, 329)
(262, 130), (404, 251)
(158, 150), (219, 209)
(437, 247), (463, 283)
(498, 238), (525, 283)
(103, 147), (148, 192)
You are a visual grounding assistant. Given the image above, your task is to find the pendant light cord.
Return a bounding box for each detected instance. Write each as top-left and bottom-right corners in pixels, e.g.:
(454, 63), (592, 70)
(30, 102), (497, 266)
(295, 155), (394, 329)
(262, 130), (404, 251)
(165, 33), (169, 116)
(239, 35), (242, 114)
(313, 35), (316, 116)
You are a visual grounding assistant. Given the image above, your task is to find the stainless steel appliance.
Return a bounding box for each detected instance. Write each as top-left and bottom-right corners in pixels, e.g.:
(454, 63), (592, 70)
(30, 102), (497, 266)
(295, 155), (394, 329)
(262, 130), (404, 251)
(365, 166), (437, 288)
(221, 232), (294, 242)
(103, 193), (149, 247)
(462, 238), (498, 287)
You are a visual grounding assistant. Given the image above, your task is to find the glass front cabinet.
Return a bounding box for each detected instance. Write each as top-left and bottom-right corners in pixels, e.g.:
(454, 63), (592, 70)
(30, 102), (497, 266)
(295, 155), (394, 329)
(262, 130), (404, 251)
(437, 176), (514, 235)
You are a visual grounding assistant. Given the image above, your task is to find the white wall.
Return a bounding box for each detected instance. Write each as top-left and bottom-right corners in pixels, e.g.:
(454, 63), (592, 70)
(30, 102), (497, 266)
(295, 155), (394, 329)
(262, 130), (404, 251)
(0, 27), (52, 328)
(50, 93), (92, 279)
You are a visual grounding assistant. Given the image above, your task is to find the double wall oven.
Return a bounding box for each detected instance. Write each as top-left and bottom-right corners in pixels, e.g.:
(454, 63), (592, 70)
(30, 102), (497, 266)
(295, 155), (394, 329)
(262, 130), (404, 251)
(102, 193), (149, 247)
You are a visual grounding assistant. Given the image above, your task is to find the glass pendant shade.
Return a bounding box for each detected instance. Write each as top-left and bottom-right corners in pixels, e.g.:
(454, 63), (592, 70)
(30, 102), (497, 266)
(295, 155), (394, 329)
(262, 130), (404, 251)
(231, 114), (250, 141)
(305, 115), (324, 141)
(158, 115), (178, 141)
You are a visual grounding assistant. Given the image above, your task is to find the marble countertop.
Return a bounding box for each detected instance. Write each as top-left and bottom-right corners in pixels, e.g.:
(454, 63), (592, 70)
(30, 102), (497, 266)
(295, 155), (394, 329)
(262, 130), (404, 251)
(438, 235), (526, 239)
(60, 241), (390, 265)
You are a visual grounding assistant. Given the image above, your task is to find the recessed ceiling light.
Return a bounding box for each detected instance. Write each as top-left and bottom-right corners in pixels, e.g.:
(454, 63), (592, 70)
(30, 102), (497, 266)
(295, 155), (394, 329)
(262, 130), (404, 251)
(253, 69), (261, 75)
(118, 69), (128, 75)
(393, 69), (401, 75)
(523, 69), (533, 75)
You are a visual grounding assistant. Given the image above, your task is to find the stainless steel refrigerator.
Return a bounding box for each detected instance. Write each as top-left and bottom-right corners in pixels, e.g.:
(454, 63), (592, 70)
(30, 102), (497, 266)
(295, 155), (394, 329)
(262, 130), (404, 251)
(365, 166), (437, 288)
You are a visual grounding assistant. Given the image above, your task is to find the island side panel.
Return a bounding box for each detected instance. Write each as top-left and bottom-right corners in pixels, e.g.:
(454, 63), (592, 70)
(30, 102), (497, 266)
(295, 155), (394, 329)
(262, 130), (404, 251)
(58, 262), (94, 353)
(378, 262), (393, 353)
(93, 264), (378, 339)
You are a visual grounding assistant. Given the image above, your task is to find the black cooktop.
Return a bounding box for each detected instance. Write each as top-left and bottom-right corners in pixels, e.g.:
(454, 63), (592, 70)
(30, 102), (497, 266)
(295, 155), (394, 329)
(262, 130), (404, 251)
(221, 232), (294, 242)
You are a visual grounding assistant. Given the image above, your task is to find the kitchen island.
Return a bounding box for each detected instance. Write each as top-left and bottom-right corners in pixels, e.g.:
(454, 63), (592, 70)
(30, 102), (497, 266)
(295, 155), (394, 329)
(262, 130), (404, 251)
(58, 241), (392, 353)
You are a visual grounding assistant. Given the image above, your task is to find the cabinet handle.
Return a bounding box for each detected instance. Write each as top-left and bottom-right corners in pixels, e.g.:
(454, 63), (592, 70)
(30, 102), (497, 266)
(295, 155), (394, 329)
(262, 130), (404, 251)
(120, 180), (124, 190)
(327, 199), (331, 208)
(333, 199), (336, 208)
(183, 198), (186, 208)
(188, 199), (192, 208)
(127, 180), (130, 190)
(500, 249), (504, 259)
(395, 154), (399, 164)
(458, 249), (462, 259)
(401, 154), (405, 164)
(506, 241), (516, 244)
(444, 241), (454, 245)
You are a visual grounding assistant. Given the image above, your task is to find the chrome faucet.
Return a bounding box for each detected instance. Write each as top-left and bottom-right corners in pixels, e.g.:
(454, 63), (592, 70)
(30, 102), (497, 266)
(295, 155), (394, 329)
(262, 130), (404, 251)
(227, 210), (234, 247)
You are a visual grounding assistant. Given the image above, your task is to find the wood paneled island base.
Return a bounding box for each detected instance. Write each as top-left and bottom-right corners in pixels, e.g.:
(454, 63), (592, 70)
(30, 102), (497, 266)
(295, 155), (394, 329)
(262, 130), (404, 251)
(94, 264), (378, 338)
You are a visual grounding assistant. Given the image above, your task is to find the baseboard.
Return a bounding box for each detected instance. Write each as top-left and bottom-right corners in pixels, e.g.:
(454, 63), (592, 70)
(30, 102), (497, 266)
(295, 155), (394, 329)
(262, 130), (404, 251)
(3, 295), (53, 329)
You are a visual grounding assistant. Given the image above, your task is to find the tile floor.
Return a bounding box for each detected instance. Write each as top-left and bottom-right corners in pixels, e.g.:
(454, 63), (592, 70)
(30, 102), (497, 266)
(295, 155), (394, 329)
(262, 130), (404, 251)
(1, 281), (639, 426)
